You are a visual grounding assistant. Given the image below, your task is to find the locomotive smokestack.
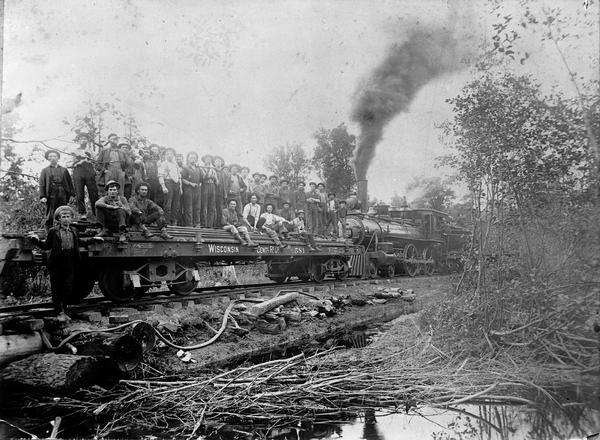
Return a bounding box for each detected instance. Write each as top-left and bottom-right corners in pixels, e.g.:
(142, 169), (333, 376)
(357, 180), (368, 213)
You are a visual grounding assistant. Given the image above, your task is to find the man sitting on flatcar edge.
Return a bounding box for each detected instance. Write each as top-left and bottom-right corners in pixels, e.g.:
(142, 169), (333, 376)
(95, 180), (131, 243)
(255, 216), (288, 250)
(290, 210), (320, 252)
(128, 182), (172, 239)
(39, 149), (76, 230)
(222, 199), (258, 247)
(28, 206), (103, 318)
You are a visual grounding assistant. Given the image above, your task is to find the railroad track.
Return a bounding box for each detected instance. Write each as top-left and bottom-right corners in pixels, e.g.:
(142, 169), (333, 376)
(0, 275), (451, 319)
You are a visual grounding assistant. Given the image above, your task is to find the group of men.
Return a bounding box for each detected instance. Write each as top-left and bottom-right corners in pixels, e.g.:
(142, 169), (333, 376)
(39, 132), (359, 244)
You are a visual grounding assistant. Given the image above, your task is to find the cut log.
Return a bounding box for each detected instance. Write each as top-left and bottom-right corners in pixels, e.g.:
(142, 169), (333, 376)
(244, 292), (300, 318)
(0, 353), (110, 392)
(70, 332), (143, 372)
(129, 322), (156, 353)
(0, 332), (44, 367)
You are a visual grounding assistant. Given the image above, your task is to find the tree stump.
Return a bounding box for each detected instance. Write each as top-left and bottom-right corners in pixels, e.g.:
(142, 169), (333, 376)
(0, 353), (108, 392)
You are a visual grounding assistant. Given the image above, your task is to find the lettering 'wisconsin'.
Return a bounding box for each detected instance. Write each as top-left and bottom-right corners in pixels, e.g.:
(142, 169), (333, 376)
(207, 244), (240, 253)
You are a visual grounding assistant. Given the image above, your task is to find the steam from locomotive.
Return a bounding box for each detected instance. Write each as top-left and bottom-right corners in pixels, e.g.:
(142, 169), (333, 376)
(351, 25), (464, 181)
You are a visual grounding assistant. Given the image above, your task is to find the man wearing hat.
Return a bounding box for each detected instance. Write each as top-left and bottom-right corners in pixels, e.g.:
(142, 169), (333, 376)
(128, 182), (172, 239)
(264, 175), (280, 211)
(338, 199), (348, 238)
(346, 191), (361, 211)
(199, 154), (217, 227)
(39, 149), (75, 230)
(293, 181), (307, 218)
(277, 200), (294, 223)
(181, 152), (202, 227)
(305, 182), (321, 234)
(28, 205), (103, 316)
(240, 166), (252, 203)
(143, 144), (163, 207)
(158, 147), (182, 225)
(325, 192), (339, 238)
(213, 156), (227, 225)
(222, 199), (258, 247)
(278, 178), (293, 210)
(225, 163), (247, 216)
(97, 133), (129, 196)
(71, 132), (99, 221)
(317, 183), (328, 235)
(249, 172), (266, 210)
(95, 180), (131, 242)
(259, 203), (289, 240)
(242, 193), (261, 230)
(290, 209), (319, 252)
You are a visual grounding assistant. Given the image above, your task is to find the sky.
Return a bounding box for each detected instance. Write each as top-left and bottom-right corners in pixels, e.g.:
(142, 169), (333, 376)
(2, 0), (598, 202)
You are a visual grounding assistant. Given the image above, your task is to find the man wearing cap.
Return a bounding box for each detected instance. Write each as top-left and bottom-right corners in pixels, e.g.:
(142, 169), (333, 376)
(264, 175), (280, 210)
(28, 205), (103, 316)
(222, 199), (258, 247)
(305, 182), (321, 234)
(95, 180), (131, 242)
(158, 147), (182, 225)
(200, 154), (217, 227)
(213, 156), (228, 225)
(71, 132), (99, 221)
(225, 163), (247, 216)
(325, 192), (339, 238)
(143, 144), (163, 207)
(242, 193), (261, 230)
(181, 152), (202, 227)
(278, 178), (293, 210)
(97, 133), (129, 196)
(128, 182), (172, 239)
(39, 149), (76, 230)
(290, 210), (319, 252)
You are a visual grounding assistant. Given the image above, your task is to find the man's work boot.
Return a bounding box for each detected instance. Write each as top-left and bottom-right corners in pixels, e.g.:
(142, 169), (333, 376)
(308, 246), (319, 252)
(141, 225), (154, 238)
(234, 233), (247, 246)
(243, 232), (259, 247)
(279, 243), (288, 249)
(160, 227), (173, 240)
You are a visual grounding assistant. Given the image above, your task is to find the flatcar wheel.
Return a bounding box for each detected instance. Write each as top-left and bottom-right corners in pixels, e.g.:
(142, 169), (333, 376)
(169, 277), (197, 296)
(386, 264), (396, 278)
(99, 269), (136, 303)
(335, 269), (349, 281)
(366, 261), (378, 279)
(310, 263), (325, 283)
(403, 244), (419, 277)
(270, 275), (287, 284)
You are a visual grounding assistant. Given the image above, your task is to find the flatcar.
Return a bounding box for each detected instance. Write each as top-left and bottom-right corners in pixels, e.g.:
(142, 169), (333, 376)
(0, 223), (362, 303)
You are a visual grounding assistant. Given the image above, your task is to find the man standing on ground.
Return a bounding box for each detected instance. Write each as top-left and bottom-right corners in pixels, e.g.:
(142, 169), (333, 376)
(39, 150), (75, 230)
(71, 132), (99, 221)
(28, 206), (102, 317)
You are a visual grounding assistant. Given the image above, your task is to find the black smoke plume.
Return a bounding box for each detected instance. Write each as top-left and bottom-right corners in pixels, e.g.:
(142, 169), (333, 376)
(351, 26), (463, 180)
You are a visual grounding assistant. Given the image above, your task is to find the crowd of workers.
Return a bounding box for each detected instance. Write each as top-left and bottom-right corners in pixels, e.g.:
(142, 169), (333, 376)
(38, 132), (362, 247)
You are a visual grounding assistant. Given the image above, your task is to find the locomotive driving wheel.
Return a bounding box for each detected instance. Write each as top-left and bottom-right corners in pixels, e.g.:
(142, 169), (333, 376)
(403, 244), (419, 277)
(422, 247), (435, 276)
(366, 261), (378, 279)
(385, 264), (396, 278)
(99, 268), (136, 303)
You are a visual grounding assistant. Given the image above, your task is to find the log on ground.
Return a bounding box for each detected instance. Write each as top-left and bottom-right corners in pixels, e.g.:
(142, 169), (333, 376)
(0, 332), (44, 367)
(0, 353), (113, 392)
(70, 332), (143, 372)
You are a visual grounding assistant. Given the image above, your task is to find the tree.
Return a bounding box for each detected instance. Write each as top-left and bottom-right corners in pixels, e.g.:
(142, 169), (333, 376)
(264, 142), (311, 186)
(312, 123), (357, 196)
(406, 177), (455, 211)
